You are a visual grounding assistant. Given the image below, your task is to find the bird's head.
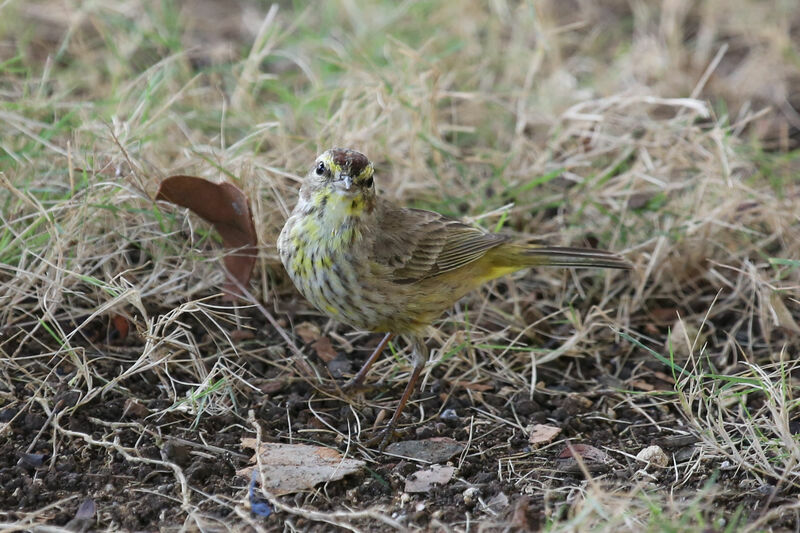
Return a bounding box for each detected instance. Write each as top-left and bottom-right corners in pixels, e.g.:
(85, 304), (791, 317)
(305, 148), (375, 197)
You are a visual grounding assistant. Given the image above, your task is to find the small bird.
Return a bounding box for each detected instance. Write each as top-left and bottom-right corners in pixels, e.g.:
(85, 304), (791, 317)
(278, 148), (631, 449)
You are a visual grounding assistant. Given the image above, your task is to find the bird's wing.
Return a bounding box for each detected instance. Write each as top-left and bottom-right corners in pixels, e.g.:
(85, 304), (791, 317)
(372, 202), (508, 284)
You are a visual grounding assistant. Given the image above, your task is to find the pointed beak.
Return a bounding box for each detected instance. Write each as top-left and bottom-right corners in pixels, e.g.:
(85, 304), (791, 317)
(342, 175), (353, 190)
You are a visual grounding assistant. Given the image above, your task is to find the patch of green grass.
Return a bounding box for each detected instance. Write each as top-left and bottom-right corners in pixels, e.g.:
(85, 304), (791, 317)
(748, 146), (800, 197)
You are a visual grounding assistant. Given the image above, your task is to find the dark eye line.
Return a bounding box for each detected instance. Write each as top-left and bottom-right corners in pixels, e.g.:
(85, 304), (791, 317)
(364, 176), (374, 187)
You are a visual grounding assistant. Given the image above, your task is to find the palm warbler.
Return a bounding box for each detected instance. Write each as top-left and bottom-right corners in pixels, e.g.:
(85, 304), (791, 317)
(278, 148), (631, 449)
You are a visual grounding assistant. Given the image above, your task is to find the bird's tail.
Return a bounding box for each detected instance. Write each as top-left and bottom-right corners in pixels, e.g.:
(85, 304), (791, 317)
(508, 245), (632, 270)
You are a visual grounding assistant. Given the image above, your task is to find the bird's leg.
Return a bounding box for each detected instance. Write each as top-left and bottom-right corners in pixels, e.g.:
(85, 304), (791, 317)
(368, 337), (428, 450)
(340, 332), (394, 391)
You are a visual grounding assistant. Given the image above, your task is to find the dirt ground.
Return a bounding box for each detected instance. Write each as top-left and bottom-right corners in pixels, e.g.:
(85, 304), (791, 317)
(3, 304), (797, 530)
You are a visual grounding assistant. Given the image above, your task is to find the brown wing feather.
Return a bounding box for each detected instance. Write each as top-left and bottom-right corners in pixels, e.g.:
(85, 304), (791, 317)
(373, 201), (508, 284)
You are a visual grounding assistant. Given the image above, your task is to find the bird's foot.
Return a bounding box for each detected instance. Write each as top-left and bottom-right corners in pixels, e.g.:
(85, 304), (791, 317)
(364, 427), (399, 451)
(322, 377), (379, 395)
(338, 377), (369, 393)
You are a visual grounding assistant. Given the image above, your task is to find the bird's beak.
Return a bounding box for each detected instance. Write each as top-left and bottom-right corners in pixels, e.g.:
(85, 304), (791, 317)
(341, 175), (353, 190)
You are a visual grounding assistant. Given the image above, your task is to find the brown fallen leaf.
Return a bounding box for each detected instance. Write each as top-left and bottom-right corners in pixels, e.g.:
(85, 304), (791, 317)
(295, 321), (321, 344)
(556, 443), (618, 474)
(254, 379), (285, 395)
(654, 434), (698, 449)
(405, 465), (456, 493)
(485, 491), (509, 512)
(769, 290), (800, 334)
(312, 336), (337, 362)
(238, 439), (365, 495)
(385, 437), (464, 463)
(156, 176), (257, 299)
(652, 371), (675, 384)
(559, 443), (611, 463)
(527, 424), (561, 446)
(107, 314), (129, 344)
(649, 307), (678, 324)
(627, 192), (655, 210)
(630, 379), (655, 391)
(230, 329), (256, 342)
(122, 398), (150, 419)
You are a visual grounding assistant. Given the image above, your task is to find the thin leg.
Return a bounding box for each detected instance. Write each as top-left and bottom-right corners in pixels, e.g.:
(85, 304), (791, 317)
(369, 338), (428, 450)
(341, 332), (394, 390)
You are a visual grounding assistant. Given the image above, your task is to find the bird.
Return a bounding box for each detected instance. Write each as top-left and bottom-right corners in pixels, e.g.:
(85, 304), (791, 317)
(278, 148), (631, 449)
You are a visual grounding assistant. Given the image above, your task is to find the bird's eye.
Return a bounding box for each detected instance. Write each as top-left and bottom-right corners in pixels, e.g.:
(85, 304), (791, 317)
(315, 162), (326, 176)
(364, 177), (374, 187)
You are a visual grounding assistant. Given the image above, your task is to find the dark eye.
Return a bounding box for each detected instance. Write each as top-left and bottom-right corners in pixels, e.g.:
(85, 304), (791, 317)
(315, 162), (326, 176)
(364, 176), (374, 187)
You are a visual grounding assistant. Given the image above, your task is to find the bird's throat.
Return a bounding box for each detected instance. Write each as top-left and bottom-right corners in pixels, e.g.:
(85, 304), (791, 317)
(291, 189), (372, 261)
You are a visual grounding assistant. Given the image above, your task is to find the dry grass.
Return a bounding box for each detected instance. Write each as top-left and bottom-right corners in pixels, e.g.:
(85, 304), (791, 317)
(1, 0), (799, 530)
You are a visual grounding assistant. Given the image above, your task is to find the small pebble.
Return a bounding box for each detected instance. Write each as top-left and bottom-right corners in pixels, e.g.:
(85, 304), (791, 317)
(440, 408), (458, 421)
(635, 445), (668, 467)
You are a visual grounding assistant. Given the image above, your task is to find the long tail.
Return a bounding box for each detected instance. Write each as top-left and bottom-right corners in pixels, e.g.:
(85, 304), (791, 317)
(513, 245), (632, 270)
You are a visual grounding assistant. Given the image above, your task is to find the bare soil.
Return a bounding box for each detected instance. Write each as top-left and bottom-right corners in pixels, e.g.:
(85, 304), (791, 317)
(3, 306), (795, 530)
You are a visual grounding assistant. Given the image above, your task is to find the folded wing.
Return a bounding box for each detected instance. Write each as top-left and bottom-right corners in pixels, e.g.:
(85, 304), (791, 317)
(372, 202), (508, 284)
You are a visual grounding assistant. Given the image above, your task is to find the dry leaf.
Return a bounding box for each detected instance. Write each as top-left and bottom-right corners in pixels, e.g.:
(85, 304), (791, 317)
(238, 439), (365, 495)
(668, 319), (703, 354)
(652, 371), (675, 384)
(769, 290), (800, 334)
(556, 443), (617, 474)
(649, 306), (678, 324)
(156, 176), (257, 299)
(498, 386), (518, 397)
(559, 443), (611, 462)
(385, 437), (464, 463)
(230, 329), (256, 342)
(627, 192), (655, 210)
(527, 424), (561, 446)
(630, 379), (655, 391)
(405, 465), (455, 493)
(122, 398), (150, 419)
(295, 321), (321, 344)
(107, 314), (129, 344)
(485, 491), (509, 512)
(313, 336), (337, 362)
(255, 379), (285, 395)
